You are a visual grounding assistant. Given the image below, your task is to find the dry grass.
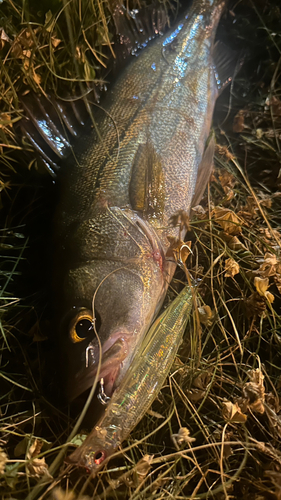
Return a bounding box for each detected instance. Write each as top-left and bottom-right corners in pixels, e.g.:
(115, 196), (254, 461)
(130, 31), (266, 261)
(1, 0), (281, 499)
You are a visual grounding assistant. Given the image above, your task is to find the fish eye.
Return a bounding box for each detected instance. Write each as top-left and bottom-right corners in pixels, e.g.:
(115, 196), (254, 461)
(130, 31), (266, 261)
(69, 309), (94, 343)
(94, 450), (106, 465)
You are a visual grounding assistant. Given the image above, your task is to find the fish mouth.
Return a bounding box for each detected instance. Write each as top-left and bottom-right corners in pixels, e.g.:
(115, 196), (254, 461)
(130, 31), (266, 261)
(69, 334), (130, 402)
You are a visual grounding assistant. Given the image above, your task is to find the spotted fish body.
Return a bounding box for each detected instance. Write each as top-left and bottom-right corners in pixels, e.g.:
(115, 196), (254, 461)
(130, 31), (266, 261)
(55, 0), (225, 401)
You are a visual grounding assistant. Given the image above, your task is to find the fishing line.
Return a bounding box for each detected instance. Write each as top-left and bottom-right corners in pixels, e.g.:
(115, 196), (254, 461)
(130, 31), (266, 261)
(86, 101), (121, 163)
(107, 206), (145, 252)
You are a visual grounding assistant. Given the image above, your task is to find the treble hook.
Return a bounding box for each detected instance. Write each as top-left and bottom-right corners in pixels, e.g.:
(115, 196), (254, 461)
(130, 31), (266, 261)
(97, 377), (111, 405)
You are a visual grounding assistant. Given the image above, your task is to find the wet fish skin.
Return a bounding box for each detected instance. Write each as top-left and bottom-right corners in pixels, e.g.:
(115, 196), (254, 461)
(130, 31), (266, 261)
(55, 0), (225, 400)
(67, 282), (193, 473)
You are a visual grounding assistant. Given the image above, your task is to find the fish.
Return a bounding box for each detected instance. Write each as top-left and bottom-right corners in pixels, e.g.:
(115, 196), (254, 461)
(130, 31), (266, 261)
(53, 0), (231, 402)
(67, 280), (194, 473)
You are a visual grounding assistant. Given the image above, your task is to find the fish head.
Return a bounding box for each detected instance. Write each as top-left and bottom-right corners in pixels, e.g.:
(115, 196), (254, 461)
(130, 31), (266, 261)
(56, 209), (170, 402)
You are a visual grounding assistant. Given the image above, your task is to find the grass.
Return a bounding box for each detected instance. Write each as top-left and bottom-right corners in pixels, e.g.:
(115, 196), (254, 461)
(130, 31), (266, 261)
(1, 0), (281, 499)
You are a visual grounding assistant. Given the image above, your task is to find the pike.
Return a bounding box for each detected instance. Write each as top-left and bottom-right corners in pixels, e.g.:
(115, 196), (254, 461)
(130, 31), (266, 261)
(54, 0), (231, 401)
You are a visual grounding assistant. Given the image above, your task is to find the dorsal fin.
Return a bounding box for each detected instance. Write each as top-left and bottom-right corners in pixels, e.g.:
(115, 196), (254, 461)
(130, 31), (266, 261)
(19, 92), (94, 176)
(109, 1), (176, 67)
(17, 2), (178, 177)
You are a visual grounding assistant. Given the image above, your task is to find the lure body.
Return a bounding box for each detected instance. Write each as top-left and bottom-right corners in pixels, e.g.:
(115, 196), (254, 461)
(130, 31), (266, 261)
(68, 283), (193, 472)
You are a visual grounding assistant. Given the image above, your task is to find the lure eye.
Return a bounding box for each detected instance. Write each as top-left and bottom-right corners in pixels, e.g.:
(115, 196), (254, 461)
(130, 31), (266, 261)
(94, 450), (106, 465)
(69, 309), (93, 343)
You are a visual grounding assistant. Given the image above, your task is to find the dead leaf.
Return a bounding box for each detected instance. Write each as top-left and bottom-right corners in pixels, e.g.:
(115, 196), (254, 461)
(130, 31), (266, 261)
(259, 197), (272, 209)
(198, 305), (215, 326)
(51, 37), (61, 48)
(233, 110), (245, 133)
(213, 208), (242, 235)
(243, 368), (265, 414)
(219, 170), (237, 191)
(146, 409), (164, 419)
(0, 28), (11, 42)
(257, 252), (281, 278)
(186, 388), (206, 402)
(239, 195), (273, 223)
(191, 205), (207, 219)
(221, 401), (247, 423)
(26, 439), (52, 479)
(266, 95), (281, 116)
(11, 28), (36, 58)
(256, 128), (263, 139)
(244, 292), (267, 318)
(23, 57), (30, 71)
(223, 187), (235, 202)
(247, 368), (264, 386)
(11, 41), (23, 58)
(235, 397), (249, 414)
(108, 454), (154, 490)
(0, 28), (11, 49)
(28, 439), (42, 457)
(50, 489), (90, 500)
(215, 144), (234, 162)
(22, 49), (32, 59)
(0, 448), (8, 474)
(134, 454), (154, 479)
(171, 427), (196, 447)
(33, 70), (42, 86)
(259, 227), (281, 244)
(225, 258), (240, 278)
(49, 489), (75, 500)
(250, 399), (265, 414)
(220, 232), (247, 251)
(252, 193), (272, 209)
(0, 113), (13, 129)
(167, 237), (192, 264)
(193, 371), (212, 390)
(274, 275), (281, 294)
(254, 277), (274, 303)
(237, 198), (257, 221)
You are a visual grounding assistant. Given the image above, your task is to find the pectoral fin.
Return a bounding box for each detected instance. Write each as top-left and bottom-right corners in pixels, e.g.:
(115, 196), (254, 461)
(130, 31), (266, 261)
(191, 134), (215, 208)
(129, 141), (165, 223)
